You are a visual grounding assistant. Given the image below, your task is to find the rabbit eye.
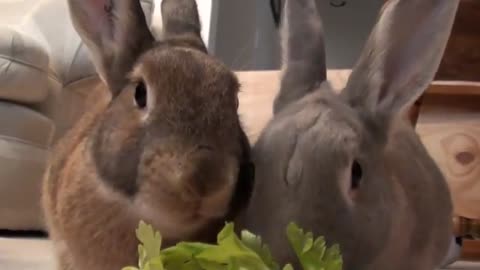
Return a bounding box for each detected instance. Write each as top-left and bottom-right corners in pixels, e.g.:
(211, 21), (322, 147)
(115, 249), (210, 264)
(235, 97), (239, 109)
(351, 160), (362, 189)
(134, 81), (147, 109)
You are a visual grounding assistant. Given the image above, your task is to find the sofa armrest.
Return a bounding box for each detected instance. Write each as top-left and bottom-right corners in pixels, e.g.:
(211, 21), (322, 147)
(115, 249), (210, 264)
(0, 26), (52, 104)
(63, 0), (156, 84)
(17, 0), (156, 87)
(0, 26), (49, 103)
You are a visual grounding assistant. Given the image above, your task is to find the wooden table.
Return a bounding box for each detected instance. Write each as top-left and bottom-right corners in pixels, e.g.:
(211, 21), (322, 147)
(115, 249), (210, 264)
(0, 236), (478, 270)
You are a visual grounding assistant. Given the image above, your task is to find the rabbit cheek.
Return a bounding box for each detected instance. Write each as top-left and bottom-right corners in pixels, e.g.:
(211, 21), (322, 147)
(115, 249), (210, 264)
(133, 192), (204, 238)
(91, 125), (144, 197)
(179, 154), (238, 219)
(196, 173), (236, 218)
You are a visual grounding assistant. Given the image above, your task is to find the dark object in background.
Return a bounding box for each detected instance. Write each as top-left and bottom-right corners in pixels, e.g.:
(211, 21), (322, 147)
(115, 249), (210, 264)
(270, 0), (348, 28)
(270, 0), (282, 27)
(330, 0), (347, 7)
(454, 216), (480, 240)
(435, 0), (480, 82)
(453, 216), (480, 261)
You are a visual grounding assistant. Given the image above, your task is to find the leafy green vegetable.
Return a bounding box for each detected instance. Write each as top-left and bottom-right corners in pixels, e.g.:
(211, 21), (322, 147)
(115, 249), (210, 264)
(124, 221), (164, 270)
(121, 221), (343, 270)
(240, 230), (279, 270)
(136, 221), (162, 260)
(286, 223), (343, 270)
(194, 223), (269, 270)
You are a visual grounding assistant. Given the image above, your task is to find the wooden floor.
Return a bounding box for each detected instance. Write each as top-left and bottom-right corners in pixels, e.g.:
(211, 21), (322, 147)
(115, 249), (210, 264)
(0, 237), (54, 270)
(1, 237), (479, 270)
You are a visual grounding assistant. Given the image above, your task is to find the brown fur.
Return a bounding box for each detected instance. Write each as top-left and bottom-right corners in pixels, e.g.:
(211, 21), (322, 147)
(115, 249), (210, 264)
(238, 0), (460, 269)
(42, 1), (253, 270)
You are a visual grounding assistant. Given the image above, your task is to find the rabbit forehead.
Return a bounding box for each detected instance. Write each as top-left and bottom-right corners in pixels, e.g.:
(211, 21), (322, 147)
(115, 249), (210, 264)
(130, 45), (240, 130)
(292, 90), (362, 148)
(285, 97), (359, 190)
(260, 90), (363, 185)
(252, 94), (390, 265)
(135, 45), (238, 97)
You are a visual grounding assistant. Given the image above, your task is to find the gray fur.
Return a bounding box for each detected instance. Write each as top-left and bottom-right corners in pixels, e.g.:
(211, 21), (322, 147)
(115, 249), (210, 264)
(239, 0), (459, 269)
(274, 0), (327, 114)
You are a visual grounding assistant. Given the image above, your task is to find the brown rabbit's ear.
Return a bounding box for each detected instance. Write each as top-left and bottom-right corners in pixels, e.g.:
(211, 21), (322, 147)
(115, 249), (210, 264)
(273, 0), (327, 114)
(160, 0), (207, 52)
(343, 0), (459, 116)
(68, 0), (155, 96)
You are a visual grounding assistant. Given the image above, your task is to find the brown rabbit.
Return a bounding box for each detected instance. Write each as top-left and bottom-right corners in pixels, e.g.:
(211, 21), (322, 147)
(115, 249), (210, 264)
(41, 1), (254, 270)
(238, 0), (460, 269)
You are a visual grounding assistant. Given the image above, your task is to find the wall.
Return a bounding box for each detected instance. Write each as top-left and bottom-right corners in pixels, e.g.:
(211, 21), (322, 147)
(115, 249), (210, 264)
(209, 0), (259, 70)
(210, 0), (385, 70)
(151, 1), (386, 70)
(319, 0), (384, 69)
(435, 0), (480, 81)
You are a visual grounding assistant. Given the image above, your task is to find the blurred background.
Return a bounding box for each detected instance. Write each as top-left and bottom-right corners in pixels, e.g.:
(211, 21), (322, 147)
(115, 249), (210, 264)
(170, 0), (385, 70)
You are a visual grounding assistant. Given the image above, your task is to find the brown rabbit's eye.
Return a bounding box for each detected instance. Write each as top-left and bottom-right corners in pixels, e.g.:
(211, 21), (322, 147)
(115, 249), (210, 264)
(351, 160), (362, 189)
(134, 81), (147, 109)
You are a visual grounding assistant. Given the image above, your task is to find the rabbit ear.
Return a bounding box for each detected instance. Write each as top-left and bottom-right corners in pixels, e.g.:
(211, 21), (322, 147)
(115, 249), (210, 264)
(68, 0), (154, 96)
(343, 0), (459, 115)
(161, 0), (207, 52)
(273, 0), (327, 114)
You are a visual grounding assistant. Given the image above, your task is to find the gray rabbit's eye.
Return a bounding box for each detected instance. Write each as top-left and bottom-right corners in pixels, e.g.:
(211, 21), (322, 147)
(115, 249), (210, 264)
(134, 81), (147, 109)
(351, 160), (362, 189)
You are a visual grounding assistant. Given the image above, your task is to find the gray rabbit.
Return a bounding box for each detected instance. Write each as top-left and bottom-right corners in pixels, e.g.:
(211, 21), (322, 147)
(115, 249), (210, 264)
(238, 0), (460, 269)
(42, 1), (253, 270)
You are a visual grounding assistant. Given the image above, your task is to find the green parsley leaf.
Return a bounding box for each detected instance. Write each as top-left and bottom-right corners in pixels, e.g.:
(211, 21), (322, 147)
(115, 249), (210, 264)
(240, 230), (279, 270)
(123, 221), (343, 270)
(136, 221), (162, 260)
(286, 223), (343, 270)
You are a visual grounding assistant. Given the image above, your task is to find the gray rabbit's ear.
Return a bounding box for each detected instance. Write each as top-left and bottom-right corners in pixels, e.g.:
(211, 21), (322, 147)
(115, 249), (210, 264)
(273, 0), (327, 114)
(68, 0), (154, 96)
(343, 0), (459, 116)
(161, 0), (207, 52)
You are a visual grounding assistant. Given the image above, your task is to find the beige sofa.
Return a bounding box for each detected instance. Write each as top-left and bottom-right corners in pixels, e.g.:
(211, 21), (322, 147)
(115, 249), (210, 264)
(0, 0), (156, 231)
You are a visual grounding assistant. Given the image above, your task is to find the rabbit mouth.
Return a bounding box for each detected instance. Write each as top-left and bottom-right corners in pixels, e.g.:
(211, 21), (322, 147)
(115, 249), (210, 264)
(182, 195), (231, 223)
(194, 201), (229, 219)
(196, 179), (234, 218)
(133, 197), (214, 239)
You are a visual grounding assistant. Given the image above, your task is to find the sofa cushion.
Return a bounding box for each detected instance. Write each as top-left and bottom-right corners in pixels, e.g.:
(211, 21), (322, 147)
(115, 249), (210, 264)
(0, 101), (54, 147)
(0, 101), (53, 230)
(0, 26), (53, 103)
(33, 76), (103, 144)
